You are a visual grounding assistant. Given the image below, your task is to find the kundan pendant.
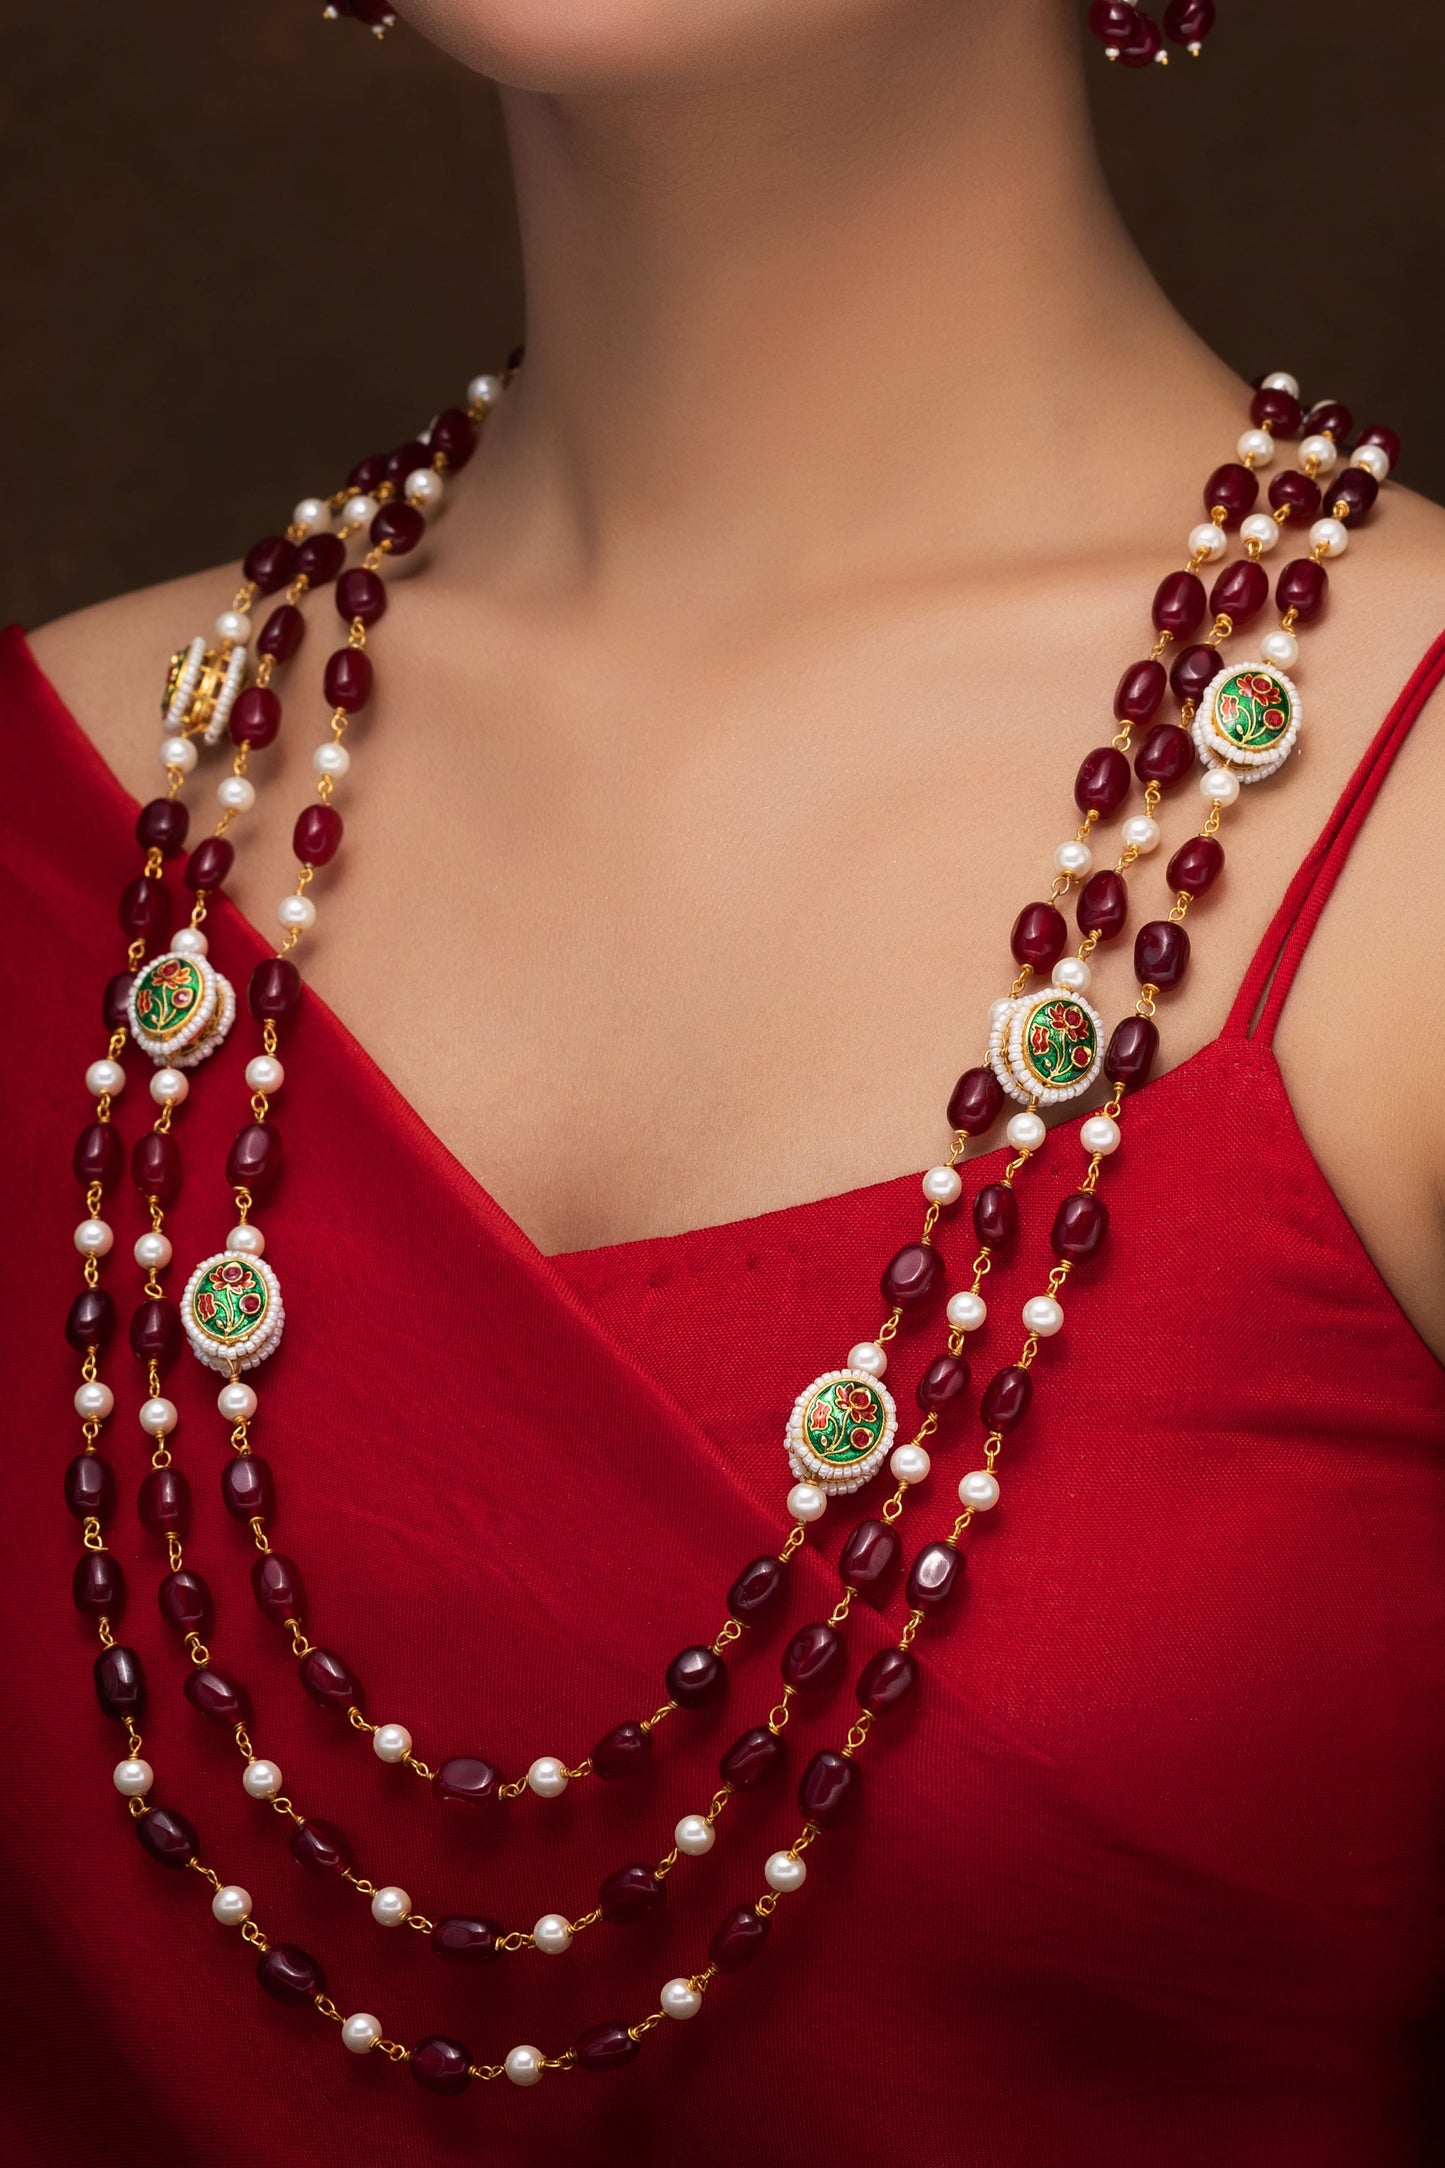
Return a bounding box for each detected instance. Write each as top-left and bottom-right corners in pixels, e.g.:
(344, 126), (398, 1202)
(127, 952), (237, 1069)
(182, 1251), (285, 1372)
(1193, 661), (1301, 783)
(786, 1369), (898, 1494)
(162, 636), (249, 746)
(989, 984), (1106, 1107)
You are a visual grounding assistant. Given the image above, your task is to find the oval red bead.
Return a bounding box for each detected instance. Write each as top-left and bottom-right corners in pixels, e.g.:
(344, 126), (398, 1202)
(371, 500), (425, 555)
(384, 438), (430, 486)
(64, 1451), (114, 1522)
(1357, 424), (1401, 469)
(229, 686), (281, 748)
(257, 603), (304, 661)
(297, 532), (345, 586)
(336, 567), (387, 624)
(158, 1569), (212, 1636)
(248, 957), (301, 1021)
(137, 1467), (190, 1536)
(1135, 919), (1191, 990)
(1202, 463), (1259, 524)
(226, 1123), (282, 1196)
(94, 1644), (145, 1720)
(102, 972), (134, 1031)
(1330, 468), (1379, 524)
(798, 1748), (859, 1826)
(135, 797), (189, 854)
(66, 1286), (116, 1354)
(256, 1943), (324, 2003)
(118, 875), (171, 942)
(1167, 835), (1224, 895)
(74, 1121), (123, 1189)
(131, 1131), (181, 1205)
(727, 1554), (788, 1622)
(1276, 558), (1329, 622)
(718, 1725), (786, 1790)
(666, 1644), (726, 1708)
(839, 1519), (901, 1602)
(431, 1915), (502, 1963)
(251, 1551), (305, 1623)
(1268, 470), (1321, 520)
(184, 1665), (251, 1726)
(1077, 868), (1128, 940)
(1170, 643), (1220, 707)
(1249, 383), (1300, 435)
(137, 1805), (198, 1870)
(434, 1757), (502, 1808)
(1104, 1014), (1159, 1086)
(1114, 658), (1167, 724)
(1010, 902), (1067, 970)
(293, 804), (343, 866)
(1074, 746), (1131, 815)
(183, 836), (235, 894)
(1151, 570), (1207, 637)
(857, 1645), (918, 1714)
(221, 1454), (273, 1521)
(907, 1541), (963, 1610)
(1306, 400), (1353, 441)
(1210, 558), (1269, 624)
(709, 1904), (769, 1973)
(1133, 723), (1195, 790)
(575, 2023), (641, 2075)
(1052, 1191), (1109, 1264)
(1116, 13), (1161, 62)
(1086, 2), (1141, 43)
(598, 1863), (665, 1925)
(946, 1066), (1004, 1136)
(973, 1181), (1018, 1248)
(411, 2037), (473, 2094)
(74, 1551), (125, 1618)
(299, 1646), (362, 1713)
(243, 537), (299, 594)
(591, 1721), (652, 1780)
(881, 1242), (943, 1309)
(322, 648), (373, 713)
(289, 1819), (352, 1872)
(916, 1352), (970, 1414)
(781, 1621), (844, 1692)
(129, 1297), (182, 1367)
(429, 408), (477, 468)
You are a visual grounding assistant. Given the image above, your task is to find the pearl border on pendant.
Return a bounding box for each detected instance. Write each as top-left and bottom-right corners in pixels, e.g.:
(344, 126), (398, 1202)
(987, 985), (1107, 1109)
(1192, 659), (1302, 785)
(126, 952), (236, 1067)
(181, 1250), (286, 1374)
(785, 1369), (898, 1495)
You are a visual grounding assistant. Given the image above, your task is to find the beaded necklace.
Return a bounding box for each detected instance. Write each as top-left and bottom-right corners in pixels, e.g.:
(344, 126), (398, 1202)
(63, 365), (1398, 2091)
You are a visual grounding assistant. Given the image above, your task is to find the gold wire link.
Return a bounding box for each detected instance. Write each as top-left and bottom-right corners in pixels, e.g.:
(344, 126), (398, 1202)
(841, 1710), (875, 1757)
(406, 1754), (436, 1782)
(314, 1995), (343, 2024)
(286, 1619), (315, 1659)
(234, 1723), (255, 1761)
(188, 1857), (222, 1893)
(233, 1187), (253, 1223)
(1206, 611), (1233, 649)
(1281, 605), (1300, 632)
(165, 1532), (183, 1573)
(1008, 962), (1034, 999)
(983, 1429), (1004, 1471)
(766, 1685), (796, 1736)
(250, 1516), (272, 1555)
(123, 1715), (143, 1759)
(564, 1756), (593, 1781)
(920, 1201), (941, 1242)
(406, 1912), (435, 1935)
(879, 1478), (908, 1526)
(898, 1605), (926, 1650)
(498, 1779), (528, 1801)
(469, 2063), (507, 2083)
(776, 1521), (809, 1563)
(541, 2051), (577, 2073)
(1046, 1261), (1073, 1299)
(240, 1917), (269, 1950)
(497, 1930), (530, 1951)
(184, 1629), (209, 1667)
(348, 1708), (376, 1736)
(255, 654), (275, 688)
(1167, 888), (1193, 925)
(85, 1180), (104, 1218)
(82, 1514), (105, 1553)
(875, 1304), (904, 1346)
(126, 938), (146, 970)
(706, 1785), (732, 1823)
(628, 2011), (668, 2043)
(947, 1509), (974, 1546)
(711, 1617), (743, 1654)
(1135, 982), (1159, 1019)
(268, 1793), (304, 1826)
(567, 1906), (603, 1937)
(827, 1587), (855, 1628)
(755, 1890), (780, 1918)
(946, 1128), (968, 1169)
(342, 1870), (378, 1897)
(96, 1614), (114, 1649)
(250, 1091), (270, 1123)
(376, 2038), (410, 2064)
(639, 1697), (679, 1734)
(262, 1019), (279, 1058)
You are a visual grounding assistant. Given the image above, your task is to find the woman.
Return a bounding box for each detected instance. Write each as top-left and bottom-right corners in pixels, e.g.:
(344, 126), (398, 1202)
(5, 1), (1443, 2161)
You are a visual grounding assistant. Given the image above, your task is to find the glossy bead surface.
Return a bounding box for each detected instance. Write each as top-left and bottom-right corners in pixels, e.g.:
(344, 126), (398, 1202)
(709, 1904), (769, 1973)
(1086, 2), (1140, 44)
(300, 1646), (362, 1713)
(1357, 423), (1401, 469)
(915, 1352), (970, 1415)
(575, 2023), (641, 2074)
(1307, 399), (1353, 441)
(335, 567), (386, 624)
(960, 1469), (1002, 1511)
(429, 407), (476, 467)
(185, 1666), (250, 1725)
(907, 1542), (963, 1610)
(73, 1551), (125, 1617)
(1113, 658), (1167, 724)
(857, 1645), (918, 1714)
(256, 1944), (324, 2004)
(257, 602), (304, 661)
(293, 804), (343, 866)
(531, 1913), (572, 1955)
(130, 1131), (181, 1207)
(1170, 643), (1219, 707)
(1167, 835), (1224, 895)
(129, 1297), (182, 1367)
(1268, 469), (1321, 519)
(118, 874), (172, 941)
(1009, 901), (1067, 969)
(229, 686), (281, 748)
(322, 648), (373, 714)
(782, 1621), (844, 1692)
(981, 1364), (1033, 1436)
(798, 1748), (859, 1827)
(432, 1915), (502, 1963)
(434, 1756), (502, 1807)
(1134, 919), (1191, 990)
(599, 1863), (665, 1925)
(1076, 868), (1127, 940)
(341, 2013), (381, 2056)
(242, 1760), (283, 1799)
(1210, 558), (1270, 624)
(526, 1756), (568, 1797)
(1134, 722), (1195, 789)
(102, 971), (134, 1031)
(880, 1242), (943, 1308)
(675, 1814), (716, 1856)
(65, 1451), (114, 1522)
(764, 1849), (807, 1893)
(158, 1569), (212, 1635)
(1330, 468), (1379, 524)
(226, 1123), (282, 1196)
(372, 500), (425, 554)
(1276, 557), (1329, 622)
(1052, 1191), (1109, 1264)
(1105, 1014), (1160, 1085)
(290, 1819), (352, 1873)
(135, 796), (190, 854)
(727, 1553), (788, 1622)
(384, 437), (430, 485)
(243, 536), (298, 594)
(94, 1644), (145, 1719)
(137, 1805), (197, 1870)
(113, 1758), (154, 1797)
(221, 1455), (273, 1521)
(666, 1644), (726, 1708)
(1150, 570), (1206, 637)
(371, 1886), (412, 1927)
(411, 2037), (473, 2095)
(1249, 382), (1300, 435)
(73, 1121), (122, 1191)
(248, 957), (301, 1021)
(1081, 1113), (1121, 1156)
(972, 1182), (1018, 1248)
(137, 1467), (190, 1536)
(946, 1066), (1004, 1136)
(297, 531), (345, 586)
(504, 2046), (544, 2088)
(1202, 464), (1258, 524)
(718, 1725), (786, 1790)
(591, 1720), (652, 1780)
(787, 1482), (828, 1522)
(661, 1977), (703, 2021)
(1073, 745), (1131, 815)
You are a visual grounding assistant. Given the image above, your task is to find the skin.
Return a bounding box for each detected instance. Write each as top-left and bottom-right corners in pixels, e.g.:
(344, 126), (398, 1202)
(32, 0), (1445, 1356)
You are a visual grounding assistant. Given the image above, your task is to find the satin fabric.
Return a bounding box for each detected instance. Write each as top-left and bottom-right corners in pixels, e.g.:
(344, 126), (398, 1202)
(2, 621), (1442, 2166)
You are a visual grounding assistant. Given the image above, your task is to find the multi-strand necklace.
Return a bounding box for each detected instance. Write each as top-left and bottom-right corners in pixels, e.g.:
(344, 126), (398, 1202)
(63, 364), (1398, 2092)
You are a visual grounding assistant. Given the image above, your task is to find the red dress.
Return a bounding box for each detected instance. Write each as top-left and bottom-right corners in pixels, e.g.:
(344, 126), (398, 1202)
(2, 622), (1442, 2166)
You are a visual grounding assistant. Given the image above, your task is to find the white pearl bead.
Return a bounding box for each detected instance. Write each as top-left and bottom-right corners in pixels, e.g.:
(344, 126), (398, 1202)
(945, 1290), (987, 1332)
(342, 493), (378, 527)
(139, 1396), (178, 1435)
(504, 2044), (544, 2087)
(1187, 521), (1227, 562)
(1200, 767), (1240, 805)
(660, 1977), (703, 2021)
(217, 774), (255, 814)
(674, 1814), (716, 1857)
(1299, 433), (1339, 473)
(342, 2012), (382, 2055)
(159, 735), (197, 774)
(846, 1341), (887, 1378)
(959, 1469), (1000, 1511)
(74, 1381), (114, 1421)
(526, 1756), (568, 1798)
(313, 741), (350, 778)
(405, 467), (443, 506)
(227, 1222), (265, 1256)
(1240, 512), (1280, 553)
(763, 1850), (807, 1893)
(1260, 628), (1299, 668)
(214, 610), (250, 646)
(277, 894), (317, 932)
(85, 1059), (125, 1098)
(1309, 516), (1348, 558)
(74, 1218), (113, 1257)
(890, 1443), (931, 1485)
(370, 1886), (411, 1927)
(149, 1067), (189, 1106)
(292, 497), (332, 533)
(1121, 814), (1161, 853)
(112, 1757), (153, 1796)
(245, 1055), (284, 1094)
(921, 1165), (962, 1207)
(988, 997), (1012, 1028)
(1237, 427), (1275, 466)
(135, 1231), (172, 1271)
(1053, 839), (1092, 879)
(218, 1381), (258, 1422)
(1006, 1111), (1046, 1153)
(1080, 1113), (1121, 1156)
(372, 1723), (412, 1765)
(242, 1758), (283, 1799)
(1353, 442), (1389, 482)
(170, 926), (209, 958)
(1260, 371), (1300, 399)
(532, 1913), (572, 1955)
(467, 373), (504, 408)
(212, 1884), (252, 1925)
(1051, 956), (1091, 992)
(1023, 1294), (1064, 1337)
(786, 1482), (827, 1522)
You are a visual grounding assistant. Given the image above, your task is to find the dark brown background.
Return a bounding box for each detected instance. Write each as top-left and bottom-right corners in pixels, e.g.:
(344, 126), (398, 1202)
(4, 0), (1441, 627)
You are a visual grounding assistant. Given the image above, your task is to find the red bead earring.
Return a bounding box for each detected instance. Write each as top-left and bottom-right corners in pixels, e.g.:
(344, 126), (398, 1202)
(1085, 2), (1217, 67)
(322, 1), (397, 35)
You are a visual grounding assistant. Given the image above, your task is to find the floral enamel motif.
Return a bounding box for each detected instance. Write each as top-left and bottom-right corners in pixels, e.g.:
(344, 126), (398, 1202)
(127, 952), (237, 1068)
(182, 1252), (285, 1373)
(989, 985), (1105, 1108)
(786, 1369), (898, 1494)
(1193, 661), (1301, 784)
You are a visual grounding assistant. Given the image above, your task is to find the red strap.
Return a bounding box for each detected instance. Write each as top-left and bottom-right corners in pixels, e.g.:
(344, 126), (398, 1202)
(1223, 627), (1445, 1043)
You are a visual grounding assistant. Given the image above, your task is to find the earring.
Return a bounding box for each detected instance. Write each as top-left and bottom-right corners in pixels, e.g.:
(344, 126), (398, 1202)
(323, 1), (397, 34)
(1085, 2), (1217, 67)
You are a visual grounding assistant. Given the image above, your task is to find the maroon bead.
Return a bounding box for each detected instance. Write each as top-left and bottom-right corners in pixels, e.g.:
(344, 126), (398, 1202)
(248, 957), (301, 1021)
(709, 1904), (769, 1974)
(336, 567), (387, 625)
(598, 1863), (665, 1926)
(575, 2023), (641, 2075)
(981, 1364), (1032, 1434)
(73, 1551), (125, 1618)
(1104, 1014), (1159, 1086)
(718, 1725), (786, 1790)
(221, 1454), (273, 1521)
(257, 603), (304, 662)
(1010, 901), (1067, 970)
(290, 1819), (352, 1872)
(131, 1131), (182, 1206)
(727, 1554), (788, 1622)
(798, 1748), (859, 1826)
(916, 1352), (970, 1414)
(251, 1552), (305, 1624)
(372, 500), (425, 555)
(1170, 643), (1219, 708)
(431, 1915), (502, 1963)
(118, 875), (171, 943)
(94, 1644), (145, 1720)
(1135, 918), (1191, 990)
(135, 797), (189, 855)
(256, 1943), (324, 2003)
(299, 1646), (362, 1714)
(243, 537), (299, 595)
(1210, 558), (1270, 625)
(348, 453), (388, 493)
(185, 1665), (251, 1726)
(411, 2037), (473, 2095)
(296, 531), (345, 586)
(183, 835), (235, 893)
(65, 1451), (114, 1523)
(384, 438), (431, 487)
(1202, 464), (1259, 525)
(1167, 834), (1224, 895)
(1116, 12), (1162, 62)
(1133, 723), (1195, 790)
(322, 647), (373, 713)
(158, 1569), (212, 1636)
(1268, 469), (1321, 520)
(972, 1184), (1017, 1252)
(857, 1646), (917, 1715)
(66, 1286), (116, 1353)
(1164, 0), (1216, 45)
(1086, 2), (1142, 44)
(947, 1066), (1004, 1136)
(1249, 383), (1300, 436)
(293, 803), (343, 867)
(138, 1467), (190, 1537)
(1306, 400), (1353, 442)
(1074, 745), (1132, 816)
(429, 408), (476, 468)
(129, 1297), (181, 1367)
(434, 1756), (502, 1808)
(1357, 424), (1401, 470)
(1077, 869), (1128, 941)
(591, 1721), (652, 1780)
(226, 1122), (282, 1196)
(1052, 1191), (1109, 1264)
(1151, 570), (1206, 638)
(907, 1541), (963, 1610)
(102, 972), (134, 1031)
(782, 1621), (844, 1692)
(1113, 658), (1167, 725)
(1329, 467), (1379, 524)
(73, 1121), (122, 1189)
(229, 686), (282, 750)
(666, 1644), (726, 1708)
(137, 1805), (198, 1871)
(839, 1519), (902, 1602)
(881, 1242), (943, 1309)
